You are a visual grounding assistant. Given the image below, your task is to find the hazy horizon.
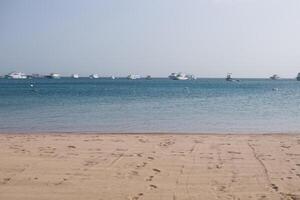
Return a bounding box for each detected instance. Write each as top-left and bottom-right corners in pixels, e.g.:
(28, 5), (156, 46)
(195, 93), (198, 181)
(1, 0), (300, 78)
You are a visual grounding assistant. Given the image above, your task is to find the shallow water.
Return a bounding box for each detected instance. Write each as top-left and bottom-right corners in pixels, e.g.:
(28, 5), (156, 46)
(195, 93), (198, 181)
(0, 78), (300, 133)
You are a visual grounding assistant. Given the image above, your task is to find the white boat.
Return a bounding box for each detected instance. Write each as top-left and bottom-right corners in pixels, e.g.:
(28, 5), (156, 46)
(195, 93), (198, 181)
(71, 74), (79, 79)
(111, 76), (116, 80)
(89, 74), (99, 79)
(127, 74), (141, 80)
(169, 73), (189, 80)
(45, 73), (60, 79)
(270, 74), (280, 80)
(6, 72), (27, 79)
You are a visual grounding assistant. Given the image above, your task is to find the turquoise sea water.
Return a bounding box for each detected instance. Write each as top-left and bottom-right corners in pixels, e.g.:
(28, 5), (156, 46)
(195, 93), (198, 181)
(0, 78), (300, 133)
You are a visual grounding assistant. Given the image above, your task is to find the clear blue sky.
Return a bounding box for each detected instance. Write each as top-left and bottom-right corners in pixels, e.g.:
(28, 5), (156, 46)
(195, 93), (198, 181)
(1, 0), (300, 77)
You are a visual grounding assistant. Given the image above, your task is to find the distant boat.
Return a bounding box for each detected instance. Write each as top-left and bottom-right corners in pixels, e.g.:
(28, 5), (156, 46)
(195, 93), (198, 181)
(225, 73), (239, 82)
(71, 74), (79, 79)
(225, 73), (233, 81)
(89, 74), (99, 79)
(127, 74), (141, 80)
(111, 76), (116, 80)
(6, 72), (27, 79)
(45, 73), (60, 79)
(145, 75), (152, 80)
(169, 73), (189, 80)
(297, 73), (300, 81)
(270, 74), (280, 80)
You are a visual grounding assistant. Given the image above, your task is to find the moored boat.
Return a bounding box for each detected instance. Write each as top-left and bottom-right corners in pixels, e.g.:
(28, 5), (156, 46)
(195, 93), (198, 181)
(168, 73), (189, 80)
(6, 72), (27, 79)
(127, 74), (141, 80)
(225, 73), (240, 82)
(45, 73), (60, 79)
(71, 74), (79, 79)
(225, 73), (233, 81)
(270, 74), (280, 80)
(89, 74), (99, 79)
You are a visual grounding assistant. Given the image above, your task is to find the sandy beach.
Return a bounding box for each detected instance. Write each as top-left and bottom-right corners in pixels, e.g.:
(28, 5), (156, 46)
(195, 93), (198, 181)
(0, 133), (300, 200)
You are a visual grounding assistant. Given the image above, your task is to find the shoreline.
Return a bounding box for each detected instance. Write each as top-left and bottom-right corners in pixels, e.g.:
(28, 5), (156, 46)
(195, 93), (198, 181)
(1, 133), (300, 199)
(1, 131), (300, 135)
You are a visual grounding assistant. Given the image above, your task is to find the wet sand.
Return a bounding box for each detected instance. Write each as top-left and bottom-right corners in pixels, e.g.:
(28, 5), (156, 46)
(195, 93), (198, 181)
(0, 133), (300, 200)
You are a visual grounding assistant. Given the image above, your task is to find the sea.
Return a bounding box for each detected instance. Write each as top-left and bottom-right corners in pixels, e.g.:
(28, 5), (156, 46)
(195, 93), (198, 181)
(0, 78), (300, 133)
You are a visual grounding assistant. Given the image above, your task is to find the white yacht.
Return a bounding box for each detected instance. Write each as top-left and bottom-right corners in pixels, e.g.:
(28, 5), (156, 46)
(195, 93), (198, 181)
(111, 76), (116, 80)
(270, 74), (280, 80)
(89, 74), (99, 79)
(297, 73), (300, 81)
(169, 73), (189, 80)
(6, 72), (27, 79)
(127, 74), (141, 80)
(71, 74), (79, 79)
(45, 73), (60, 79)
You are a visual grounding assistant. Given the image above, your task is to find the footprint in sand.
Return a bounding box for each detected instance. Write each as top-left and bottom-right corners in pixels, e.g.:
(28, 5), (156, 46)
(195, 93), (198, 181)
(116, 148), (127, 152)
(2, 178), (11, 184)
(136, 153), (143, 157)
(152, 168), (161, 173)
(54, 178), (68, 186)
(146, 176), (154, 181)
(283, 193), (300, 199)
(138, 138), (149, 143)
(149, 184), (158, 189)
(216, 164), (222, 169)
(217, 185), (226, 192)
(194, 139), (203, 144)
(129, 170), (139, 176)
(83, 160), (99, 167)
(228, 151), (241, 154)
(136, 162), (147, 169)
(111, 139), (123, 143)
(281, 145), (291, 149)
(271, 183), (279, 191)
(130, 193), (143, 200)
(159, 140), (175, 147)
(258, 195), (267, 200)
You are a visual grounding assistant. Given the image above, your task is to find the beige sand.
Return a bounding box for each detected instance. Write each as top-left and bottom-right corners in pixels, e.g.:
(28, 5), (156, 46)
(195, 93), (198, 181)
(0, 133), (300, 200)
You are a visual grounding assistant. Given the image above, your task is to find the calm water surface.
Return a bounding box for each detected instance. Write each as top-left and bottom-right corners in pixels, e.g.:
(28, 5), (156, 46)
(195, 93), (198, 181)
(0, 78), (300, 133)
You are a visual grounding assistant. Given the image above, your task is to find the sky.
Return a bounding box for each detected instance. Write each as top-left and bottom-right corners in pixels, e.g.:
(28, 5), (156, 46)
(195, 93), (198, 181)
(1, 0), (300, 78)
